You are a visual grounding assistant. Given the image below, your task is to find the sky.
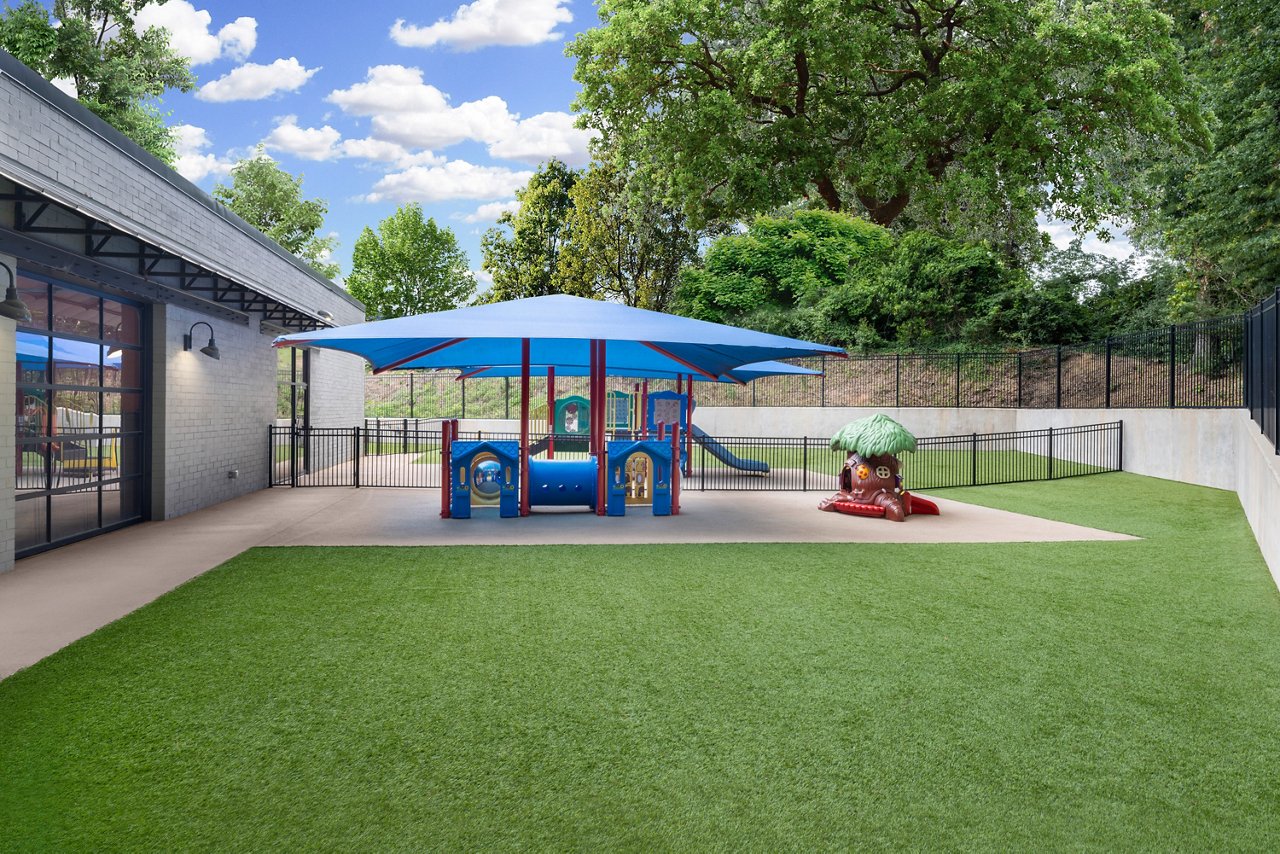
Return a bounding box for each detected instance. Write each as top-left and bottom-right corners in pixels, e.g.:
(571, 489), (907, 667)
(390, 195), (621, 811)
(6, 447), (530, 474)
(58, 1), (1136, 289)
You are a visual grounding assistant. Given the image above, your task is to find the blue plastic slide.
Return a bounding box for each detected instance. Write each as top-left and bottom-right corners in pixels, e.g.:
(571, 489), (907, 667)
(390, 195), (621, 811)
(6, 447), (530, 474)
(690, 425), (769, 473)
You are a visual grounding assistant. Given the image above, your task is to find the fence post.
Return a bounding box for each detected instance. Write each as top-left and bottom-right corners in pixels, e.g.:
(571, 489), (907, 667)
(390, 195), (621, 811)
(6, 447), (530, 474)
(1168, 324), (1177, 408)
(802, 438), (808, 492)
(821, 356), (826, 407)
(354, 427), (361, 488)
(1105, 337), (1113, 408)
(290, 425), (298, 487)
(461, 378), (467, 419)
(895, 353), (901, 407)
(1056, 346), (1063, 409)
(505, 377), (511, 420)
(971, 432), (977, 486)
(1016, 353), (1023, 408)
(1047, 426), (1055, 480)
(956, 353), (962, 407)
(409, 372), (415, 419)
(1274, 287), (1279, 454)
(402, 417), (408, 455)
(1118, 420), (1124, 472)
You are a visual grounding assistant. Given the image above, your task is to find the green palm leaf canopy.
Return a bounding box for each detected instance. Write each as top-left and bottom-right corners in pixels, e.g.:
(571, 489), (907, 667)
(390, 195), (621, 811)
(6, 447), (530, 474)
(829, 414), (918, 456)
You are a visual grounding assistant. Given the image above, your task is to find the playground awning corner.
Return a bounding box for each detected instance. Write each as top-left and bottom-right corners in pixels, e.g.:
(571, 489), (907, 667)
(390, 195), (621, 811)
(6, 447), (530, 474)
(273, 294), (844, 379)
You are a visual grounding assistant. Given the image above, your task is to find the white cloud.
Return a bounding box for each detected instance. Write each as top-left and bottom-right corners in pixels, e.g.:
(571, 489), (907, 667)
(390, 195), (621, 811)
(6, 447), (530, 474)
(461, 200), (520, 223)
(364, 161), (534, 203)
(197, 57), (319, 102)
(51, 77), (77, 98)
(328, 65), (595, 163)
(390, 0), (572, 51)
(171, 124), (235, 182)
(339, 138), (445, 169)
(263, 116), (342, 160)
(135, 2), (257, 65)
(488, 111), (595, 166)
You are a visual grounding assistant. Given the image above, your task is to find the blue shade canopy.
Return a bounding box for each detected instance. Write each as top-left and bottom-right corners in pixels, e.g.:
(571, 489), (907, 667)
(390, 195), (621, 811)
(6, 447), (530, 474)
(274, 294), (844, 378)
(453, 360), (822, 384)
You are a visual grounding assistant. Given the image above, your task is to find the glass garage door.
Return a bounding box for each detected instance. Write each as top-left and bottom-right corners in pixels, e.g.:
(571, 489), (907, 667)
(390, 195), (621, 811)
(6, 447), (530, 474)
(14, 274), (147, 556)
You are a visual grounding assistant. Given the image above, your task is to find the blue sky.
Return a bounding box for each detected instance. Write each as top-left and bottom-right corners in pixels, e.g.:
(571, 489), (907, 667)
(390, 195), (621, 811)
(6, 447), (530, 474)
(59, 1), (1135, 289)
(122, 0), (600, 289)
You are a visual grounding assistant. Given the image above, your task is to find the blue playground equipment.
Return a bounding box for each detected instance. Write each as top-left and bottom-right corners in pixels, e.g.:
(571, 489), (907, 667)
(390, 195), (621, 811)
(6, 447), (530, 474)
(527, 458), (598, 509)
(449, 440), (519, 518)
(606, 440), (673, 516)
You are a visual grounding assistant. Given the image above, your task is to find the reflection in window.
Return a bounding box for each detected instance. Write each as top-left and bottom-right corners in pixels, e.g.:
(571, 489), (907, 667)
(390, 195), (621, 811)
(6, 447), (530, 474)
(14, 278), (146, 556)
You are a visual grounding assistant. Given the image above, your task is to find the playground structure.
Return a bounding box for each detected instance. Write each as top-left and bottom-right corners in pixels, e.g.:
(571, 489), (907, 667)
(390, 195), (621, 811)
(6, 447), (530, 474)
(819, 414), (940, 521)
(442, 379), (780, 518)
(276, 295), (842, 520)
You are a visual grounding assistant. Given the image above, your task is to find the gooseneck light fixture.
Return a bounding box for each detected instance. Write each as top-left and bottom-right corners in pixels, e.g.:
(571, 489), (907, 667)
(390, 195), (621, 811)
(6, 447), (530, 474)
(184, 321), (220, 360)
(0, 260), (32, 323)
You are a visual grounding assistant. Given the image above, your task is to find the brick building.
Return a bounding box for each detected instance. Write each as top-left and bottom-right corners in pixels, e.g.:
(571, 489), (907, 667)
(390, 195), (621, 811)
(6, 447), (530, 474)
(0, 50), (366, 567)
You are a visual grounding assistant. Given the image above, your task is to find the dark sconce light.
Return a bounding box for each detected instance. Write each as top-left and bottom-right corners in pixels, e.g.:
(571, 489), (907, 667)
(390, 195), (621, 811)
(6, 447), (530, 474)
(0, 260), (32, 323)
(184, 320), (220, 360)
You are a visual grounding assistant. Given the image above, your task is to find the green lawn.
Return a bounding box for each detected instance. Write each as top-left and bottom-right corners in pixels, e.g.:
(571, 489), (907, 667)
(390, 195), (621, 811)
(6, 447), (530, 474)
(2, 474), (1279, 849)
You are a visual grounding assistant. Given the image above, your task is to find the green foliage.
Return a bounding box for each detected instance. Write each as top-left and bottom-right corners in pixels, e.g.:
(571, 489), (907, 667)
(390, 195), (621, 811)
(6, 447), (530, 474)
(0, 0), (194, 163)
(480, 160), (580, 302)
(213, 148), (340, 280)
(557, 162), (700, 310)
(346, 204), (475, 319)
(570, 0), (1205, 247)
(829, 413), (917, 455)
(676, 212), (1035, 348)
(1136, 0), (1280, 316)
(675, 210), (890, 335)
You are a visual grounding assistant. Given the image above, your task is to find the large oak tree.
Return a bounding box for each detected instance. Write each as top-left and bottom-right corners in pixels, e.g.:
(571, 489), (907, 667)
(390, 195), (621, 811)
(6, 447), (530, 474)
(569, 0), (1205, 244)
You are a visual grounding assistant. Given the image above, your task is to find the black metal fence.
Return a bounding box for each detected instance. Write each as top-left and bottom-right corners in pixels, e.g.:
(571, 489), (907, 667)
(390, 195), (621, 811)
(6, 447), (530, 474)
(365, 316), (1244, 416)
(1245, 288), (1279, 454)
(270, 421), (1122, 493)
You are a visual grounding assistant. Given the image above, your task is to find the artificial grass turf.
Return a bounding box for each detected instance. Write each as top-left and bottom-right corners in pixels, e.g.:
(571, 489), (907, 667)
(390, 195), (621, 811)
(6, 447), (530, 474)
(2, 474), (1279, 850)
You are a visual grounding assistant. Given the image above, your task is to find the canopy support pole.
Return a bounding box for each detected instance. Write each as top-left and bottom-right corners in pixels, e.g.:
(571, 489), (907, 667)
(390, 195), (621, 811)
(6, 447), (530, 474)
(641, 380), (649, 439)
(596, 339), (608, 515)
(520, 338), (530, 517)
(684, 374), (695, 476)
(547, 366), (556, 459)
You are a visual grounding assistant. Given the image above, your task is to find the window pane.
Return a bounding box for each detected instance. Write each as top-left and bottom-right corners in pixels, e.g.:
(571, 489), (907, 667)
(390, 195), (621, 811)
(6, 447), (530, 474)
(103, 347), (143, 390)
(54, 389), (101, 427)
(51, 337), (102, 386)
(103, 301), (141, 346)
(17, 441), (52, 492)
(16, 332), (50, 384)
(52, 287), (99, 338)
(17, 275), (48, 330)
(15, 496), (48, 551)
(51, 485), (99, 542)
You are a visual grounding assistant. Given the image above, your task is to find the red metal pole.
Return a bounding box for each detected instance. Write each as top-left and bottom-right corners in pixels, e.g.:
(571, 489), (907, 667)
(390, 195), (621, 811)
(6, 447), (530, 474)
(547, 365), (556, 459)
(440, 418), (452, 518)
(520, 338), (530, 517)
(641, 380), (649, 439)
(597, 339), (608, 515)
(684, 374), (695, 477)
(671, 423), (681, 515)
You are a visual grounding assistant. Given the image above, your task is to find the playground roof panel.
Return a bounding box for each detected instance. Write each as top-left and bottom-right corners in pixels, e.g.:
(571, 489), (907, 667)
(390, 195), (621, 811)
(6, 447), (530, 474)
(453, 360), (823, 383)
(274, 295), (843, 378)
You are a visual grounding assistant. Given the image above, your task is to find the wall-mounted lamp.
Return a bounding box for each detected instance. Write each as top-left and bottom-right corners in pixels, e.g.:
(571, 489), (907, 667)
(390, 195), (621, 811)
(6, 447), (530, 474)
(183, 321), (220, 360)
(316, 309), (334, 324)
(0, 260), (32, 323)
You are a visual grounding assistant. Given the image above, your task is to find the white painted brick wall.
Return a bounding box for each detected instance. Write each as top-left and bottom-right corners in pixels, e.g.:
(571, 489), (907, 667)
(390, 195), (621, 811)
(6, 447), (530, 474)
(0, 308), (15, 572)
(159, 307), (276, 518)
